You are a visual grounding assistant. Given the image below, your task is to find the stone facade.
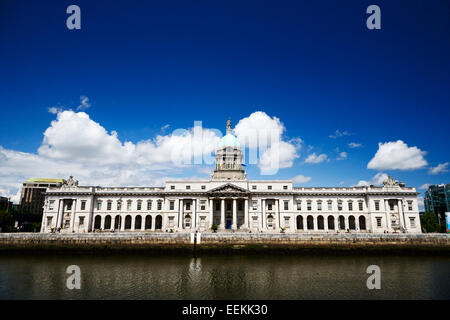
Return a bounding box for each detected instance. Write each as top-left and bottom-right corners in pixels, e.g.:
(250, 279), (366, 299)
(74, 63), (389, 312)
(40, 121), (422, 234)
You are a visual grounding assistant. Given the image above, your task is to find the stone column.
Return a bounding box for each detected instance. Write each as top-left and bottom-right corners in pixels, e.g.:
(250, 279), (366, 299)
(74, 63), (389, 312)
(178, 199), (183, 229)
(275, 199), (280, 230)
(398, 199), (405, 231)
(384, 200), (390, 231)
(313, 216), (317, 231)
(219, 199), (225, 229)
(325, 216), (329, 232)
(232, 199), (237, 229)
(120, 214), (125, 231)
(209, 199), (214, 228)
(193, 199), (197, 229)
(101, 215), (105, 230)
(70, 199), (77, 232)
(131, 215), (136, 231)
(345, 216), (349, 231)
(56, 199), (63, 228)
(262, 199), (266, 230)
(244, 199), (249, 228)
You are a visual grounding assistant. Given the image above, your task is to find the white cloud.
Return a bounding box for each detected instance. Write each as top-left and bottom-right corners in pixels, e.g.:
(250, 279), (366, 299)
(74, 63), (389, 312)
(356, 172), (388, 187)
(234, 111), (301, 174)
(329, 129), (351, 139)
(77, 96), (91, 111)
(305, 153), (328, 164)
(292, 174), (311, 184)
(367, 140), (428, 170)
(348, 142), (362, 148)
(417, 195), (424, 211)
(337, 151), (347, 160)
(428, 162), (449, 175)
(419, 183), (430, 190)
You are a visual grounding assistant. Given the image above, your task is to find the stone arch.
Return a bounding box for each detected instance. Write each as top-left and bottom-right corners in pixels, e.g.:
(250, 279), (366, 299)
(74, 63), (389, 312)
(359, 216), (366, 230)
(135, 215), (142, 230)
(307, 215), (314, 230)
(125, 215), (132, 230)
(349, 215), (356, 230)
(114, 215), (121, 230)
(296, 215), (303, 230)
(327, 216), (335, 230)
(145, 215), (152, 230)
(104, 215), (112, 230)
(94, 215), (101, 229)
(155, 215), (163, 230)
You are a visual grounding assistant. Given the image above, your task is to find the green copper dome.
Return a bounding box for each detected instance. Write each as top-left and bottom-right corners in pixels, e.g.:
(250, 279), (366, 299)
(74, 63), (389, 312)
(220, 133), (240, 148)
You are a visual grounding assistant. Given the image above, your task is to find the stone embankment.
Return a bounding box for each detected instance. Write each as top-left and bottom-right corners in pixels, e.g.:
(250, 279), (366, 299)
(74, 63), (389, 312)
(0, 232), (449, 254)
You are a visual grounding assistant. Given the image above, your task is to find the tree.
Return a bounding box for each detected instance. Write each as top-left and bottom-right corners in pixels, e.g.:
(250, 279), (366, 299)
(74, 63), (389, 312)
(0, 209), (13, 232)
(420, 211), (440, 233)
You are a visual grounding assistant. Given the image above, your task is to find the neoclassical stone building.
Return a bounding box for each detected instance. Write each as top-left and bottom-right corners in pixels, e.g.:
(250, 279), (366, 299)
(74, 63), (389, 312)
(41, 120), (422, 234)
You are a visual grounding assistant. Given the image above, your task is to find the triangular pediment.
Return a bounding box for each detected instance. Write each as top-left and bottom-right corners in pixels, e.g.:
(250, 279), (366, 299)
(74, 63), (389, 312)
(208, 183), (248, 194)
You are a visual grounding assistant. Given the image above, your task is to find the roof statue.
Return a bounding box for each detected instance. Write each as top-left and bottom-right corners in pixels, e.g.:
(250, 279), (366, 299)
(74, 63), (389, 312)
(383, 175), (399, 187)
(62, 176), (78, 188)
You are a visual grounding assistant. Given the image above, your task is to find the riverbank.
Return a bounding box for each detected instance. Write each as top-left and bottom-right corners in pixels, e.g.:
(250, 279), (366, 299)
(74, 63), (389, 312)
(1, 232), (450, 254)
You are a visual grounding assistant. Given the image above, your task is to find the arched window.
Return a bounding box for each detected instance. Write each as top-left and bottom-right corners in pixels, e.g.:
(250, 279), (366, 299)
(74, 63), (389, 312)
(296, 215), (303, 230)
(135, 215), (142, 230)
(267, 215), (274, 229)
(349, 215), (356, 230)
(104, 215), (111, 230)
(145, 215), (152, 230)
(359, 216), (366, 230)
(125, 215), (132, 230)
(339, 215), (345, 230)
(155, 215), (163, 230)
(307, 215), (314, 230)
(317, 215), (324, 230)
(114, 216), (121, 230)
(328, 216), (335, 230)
(94, 215), (101, 229)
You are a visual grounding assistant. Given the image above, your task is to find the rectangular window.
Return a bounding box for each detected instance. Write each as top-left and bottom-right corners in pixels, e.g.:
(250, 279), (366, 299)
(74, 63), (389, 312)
(137, 201), (142, 211)
(328, 201), (332, 211)
(284, 201), (289, 210)
(97, 201), (102, 210)
(216, 202), (220, 211)
(49, 200), (55, 210)
(307, 201), (312, 211)
(226, 203), (231, 210)
(201, 185), (206, 190)
(170, 201), (175, 210)
(268, 202), (273, 211)
(200, 217), (206, 227)
(410, 217), (416, 228)
(283, 185), (288, 190)
(348, 202), (353, 211)
(157, 201), (162, 210)
(107, 201), (112, 211)
(186, 185), (190, 190)
(81, 200), (86, 211)
(338, 202), (342, 211)
(284, 217), (290, 228)
(200, 200), (206, 211)
(79, 217), (84, 226)
(408, 201), (413, 211)
(389, 202), (395, 211)
(268, 186), (272, 190)
(252, 217), (259, 228)
(238, 203), (242, 211)
(47, 216), (52, 227)
(359, 202), (363, 211)
(170, 185), (175, 190)
(168, 217), (174, 227)
(66, 201), (72, 211)
(117, 201), (122, 211)
(252, 185), (257, 190)
(375, 201), (380, 211)
(252, 201), (257, 210)
(376, 217), (382, 227)
(297, 201), (301, 211)
(147, 201), (152, 210)
(127, 201), (132, 211)
(317, 202), (322, 211)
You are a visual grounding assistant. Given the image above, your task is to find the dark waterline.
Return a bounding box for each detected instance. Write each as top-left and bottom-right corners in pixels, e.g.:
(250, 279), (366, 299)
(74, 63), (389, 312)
(1, 254), (449, 299)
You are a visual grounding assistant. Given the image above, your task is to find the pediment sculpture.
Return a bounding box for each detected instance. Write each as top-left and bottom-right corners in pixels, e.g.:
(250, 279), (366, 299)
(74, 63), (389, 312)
(62, 176), (79, 188)
(383, 176), (399, 187)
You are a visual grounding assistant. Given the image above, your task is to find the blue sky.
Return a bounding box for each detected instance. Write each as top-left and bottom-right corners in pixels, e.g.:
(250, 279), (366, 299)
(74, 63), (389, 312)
(0, 0), (449, 204)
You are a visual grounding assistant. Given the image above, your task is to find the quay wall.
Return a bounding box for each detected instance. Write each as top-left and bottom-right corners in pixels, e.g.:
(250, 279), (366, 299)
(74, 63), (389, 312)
(1, 233), (450, 254)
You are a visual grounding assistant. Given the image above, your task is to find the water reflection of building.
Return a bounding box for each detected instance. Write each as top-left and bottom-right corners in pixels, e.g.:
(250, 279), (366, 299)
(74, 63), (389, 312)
(40, 119), (421, 234)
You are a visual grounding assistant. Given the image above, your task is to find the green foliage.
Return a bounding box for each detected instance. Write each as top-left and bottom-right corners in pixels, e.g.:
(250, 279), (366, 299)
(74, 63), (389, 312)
(0, 209), (13, 232)
(420, 211), (440, 233)
(211, 224), (218, 232)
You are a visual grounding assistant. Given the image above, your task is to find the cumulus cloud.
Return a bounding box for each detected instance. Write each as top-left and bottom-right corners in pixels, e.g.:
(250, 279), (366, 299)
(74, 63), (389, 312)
(305, 153), (328, 164)
(234, 111), (301, 174)
(419, 183), (430, 190)
(348, 142), (362, 148)
(428, 162), (449, 175)
(337, 152), (347, 160)
(292, 174), (311, 184)
(367, 140), (428, 170)
(356, 172), (388, 187)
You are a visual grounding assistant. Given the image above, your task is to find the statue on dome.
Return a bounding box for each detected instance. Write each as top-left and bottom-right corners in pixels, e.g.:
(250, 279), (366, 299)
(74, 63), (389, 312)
(226, 118), (231, 133)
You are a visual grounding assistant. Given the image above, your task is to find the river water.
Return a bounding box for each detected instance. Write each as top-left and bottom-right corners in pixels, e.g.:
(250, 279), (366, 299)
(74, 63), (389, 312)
(0, 254), (449, 299)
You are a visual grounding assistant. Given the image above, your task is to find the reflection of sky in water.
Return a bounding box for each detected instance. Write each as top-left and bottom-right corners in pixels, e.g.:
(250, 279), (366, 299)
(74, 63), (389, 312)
(0, 254), (449, 299)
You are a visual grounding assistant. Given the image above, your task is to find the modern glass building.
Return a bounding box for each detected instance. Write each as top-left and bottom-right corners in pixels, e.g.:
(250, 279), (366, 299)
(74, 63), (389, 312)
(424, 184), (450, 221)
